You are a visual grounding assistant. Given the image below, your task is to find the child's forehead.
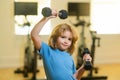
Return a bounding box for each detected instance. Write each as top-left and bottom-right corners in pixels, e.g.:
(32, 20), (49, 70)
(60, 30), (73, 37)
(59, 26), (71, 32)
(59, 29), (71, 33)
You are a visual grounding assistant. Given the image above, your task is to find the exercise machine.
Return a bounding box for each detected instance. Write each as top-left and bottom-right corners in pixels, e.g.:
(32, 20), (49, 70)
(81, 31), (107, 80)
(14, 34), (36, 77)
(71, 17), (107, 80)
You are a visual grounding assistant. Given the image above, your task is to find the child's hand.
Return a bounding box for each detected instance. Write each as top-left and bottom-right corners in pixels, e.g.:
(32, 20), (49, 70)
(83, 54), (92, 70)
(47, 9), (57, 19)
(52, 9), (58, 16)
(83, 54), (92, 62)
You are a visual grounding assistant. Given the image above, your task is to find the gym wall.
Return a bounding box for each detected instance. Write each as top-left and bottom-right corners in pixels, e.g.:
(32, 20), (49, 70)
(0, 0), (120, 68)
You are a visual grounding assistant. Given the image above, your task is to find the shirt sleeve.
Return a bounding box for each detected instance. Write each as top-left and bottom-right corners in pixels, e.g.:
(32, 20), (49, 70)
(38, 42), (50, 57)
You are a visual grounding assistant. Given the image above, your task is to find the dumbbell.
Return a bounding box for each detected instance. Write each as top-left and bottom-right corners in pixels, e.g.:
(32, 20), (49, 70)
(82, 48), (92, 70)
(41, 7), (68, 19)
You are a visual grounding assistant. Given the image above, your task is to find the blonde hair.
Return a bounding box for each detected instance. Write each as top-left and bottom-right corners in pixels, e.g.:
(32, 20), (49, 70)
(48, 23), (78, 55)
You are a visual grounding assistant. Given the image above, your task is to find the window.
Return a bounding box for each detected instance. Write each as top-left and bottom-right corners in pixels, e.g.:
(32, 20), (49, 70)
(14, 0), (51, 35)
(91, 0), (120, 34)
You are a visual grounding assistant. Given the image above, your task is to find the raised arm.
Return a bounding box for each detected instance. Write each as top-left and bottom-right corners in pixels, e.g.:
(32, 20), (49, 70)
(31, 9), (57, 50)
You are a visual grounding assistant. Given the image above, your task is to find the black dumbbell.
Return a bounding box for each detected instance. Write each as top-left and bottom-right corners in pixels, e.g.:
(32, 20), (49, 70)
(82, 48), (92, 70)
(42, 7), (68, 19)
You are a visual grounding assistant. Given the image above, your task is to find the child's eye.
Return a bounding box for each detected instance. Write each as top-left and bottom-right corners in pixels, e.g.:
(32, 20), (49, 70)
(68, 38), (72, 41)
(61, 36), (65, 38)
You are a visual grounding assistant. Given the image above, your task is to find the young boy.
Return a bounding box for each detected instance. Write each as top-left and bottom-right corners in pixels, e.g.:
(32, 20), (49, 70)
(31, 9), (92, 80)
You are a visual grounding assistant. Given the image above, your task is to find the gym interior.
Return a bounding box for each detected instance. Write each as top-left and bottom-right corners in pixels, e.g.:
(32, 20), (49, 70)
(0, 0), (120, 80)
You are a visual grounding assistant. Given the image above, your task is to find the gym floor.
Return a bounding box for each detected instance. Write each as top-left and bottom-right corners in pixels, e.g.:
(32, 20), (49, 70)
(0, 63), (120, 80)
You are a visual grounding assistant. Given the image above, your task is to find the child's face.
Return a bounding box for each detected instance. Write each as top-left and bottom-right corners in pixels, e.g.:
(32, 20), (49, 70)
(56, 30), (72, 51)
